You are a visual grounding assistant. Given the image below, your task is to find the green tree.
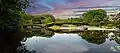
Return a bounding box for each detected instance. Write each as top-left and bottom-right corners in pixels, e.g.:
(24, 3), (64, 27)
(109, 13), (120, 28)
(33, 14), (55, 24)
(0, 0), (29, 34)
(19, 13), (33, 31)
(82, 9), (107, 26)
(116, 13), (120, 28)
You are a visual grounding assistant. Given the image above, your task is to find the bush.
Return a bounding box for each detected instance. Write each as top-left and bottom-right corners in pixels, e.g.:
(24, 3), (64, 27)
(33, 14), (55, 24)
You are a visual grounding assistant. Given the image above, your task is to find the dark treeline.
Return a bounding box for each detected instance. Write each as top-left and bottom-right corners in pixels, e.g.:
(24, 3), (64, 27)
(0, 0), (36, 53)
(0, 0), (29, 35)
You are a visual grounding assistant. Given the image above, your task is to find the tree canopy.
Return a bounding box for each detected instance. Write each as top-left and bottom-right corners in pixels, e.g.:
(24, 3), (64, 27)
(33, 14), (55, 24)
(0, 0), (29, 34)
(82, 9), (107, 26)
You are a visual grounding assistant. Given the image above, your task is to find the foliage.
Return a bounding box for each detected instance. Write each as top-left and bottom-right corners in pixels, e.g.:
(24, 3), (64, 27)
(82, 9), (107, 26)
(108, 13), (120, 28)
(53, 9), (108, 27)
(33, 14), (55, 24)
(19, 13), (33, 31)
(0, 0), (29, 33)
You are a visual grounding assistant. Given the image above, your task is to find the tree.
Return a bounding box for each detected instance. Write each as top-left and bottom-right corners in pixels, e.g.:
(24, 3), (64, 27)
(0, 0), (29, 34)
(33, 14), (55, 24)
(116, 13), (120, 18)
(109, 13), (120, 28)
(82, 9), (107, 26)
(19, 13), (33, 31)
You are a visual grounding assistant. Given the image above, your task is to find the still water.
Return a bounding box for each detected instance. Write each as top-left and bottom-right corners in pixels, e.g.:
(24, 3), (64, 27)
(1, 30), (120, 53)
(21, 30), (120, 53)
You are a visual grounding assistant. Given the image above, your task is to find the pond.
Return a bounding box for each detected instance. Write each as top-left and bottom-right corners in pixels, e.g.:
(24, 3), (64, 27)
(0, 29), (120, 53)
(23, 33), (120, 53)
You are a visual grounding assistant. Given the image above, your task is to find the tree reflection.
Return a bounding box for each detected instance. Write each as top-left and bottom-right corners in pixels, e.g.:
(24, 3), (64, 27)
(112, 32), (120, 44)
(17, 43), (36, 53)
(0, 32), (36, 53)
(26, 28), (54, 38)
(80, 30), (120, 45)
(81, 30), (108, 45)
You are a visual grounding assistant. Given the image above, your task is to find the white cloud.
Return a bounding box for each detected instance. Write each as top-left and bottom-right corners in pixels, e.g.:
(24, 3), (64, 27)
(101, 0), (120, 6)
(44, 44), (89, 53)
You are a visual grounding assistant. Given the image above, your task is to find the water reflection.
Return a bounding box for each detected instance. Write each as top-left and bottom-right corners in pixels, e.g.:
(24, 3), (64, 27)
(0, 32), (36, 53)
(26, 28), (54, 38)
(24, 33), (89, 53)
(81, 31), (108, 45)
(1, 28), (120, 53)
(81, 31), (120, 45)
(27, 28), (120, 45)
(113, 32), (120, 44)
(23, 29), (120, 53)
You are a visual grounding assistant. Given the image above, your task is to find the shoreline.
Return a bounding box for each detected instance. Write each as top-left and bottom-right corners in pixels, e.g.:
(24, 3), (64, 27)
(49, 26), (118, 31)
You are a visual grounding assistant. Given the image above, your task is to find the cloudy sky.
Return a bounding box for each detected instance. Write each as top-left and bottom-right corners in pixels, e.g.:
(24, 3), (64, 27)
(26, 0), (120, 15)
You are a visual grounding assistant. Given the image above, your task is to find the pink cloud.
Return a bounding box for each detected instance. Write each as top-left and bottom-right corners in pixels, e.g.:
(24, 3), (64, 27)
(50, 0), (113, 16)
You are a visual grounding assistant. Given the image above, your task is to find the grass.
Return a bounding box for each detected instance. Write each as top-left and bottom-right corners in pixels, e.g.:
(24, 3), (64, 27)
(49, 25), (60, 31)
(50, 25), (78, 32)
(68, 24), (77, 27)
(69, 27), (77, 31)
